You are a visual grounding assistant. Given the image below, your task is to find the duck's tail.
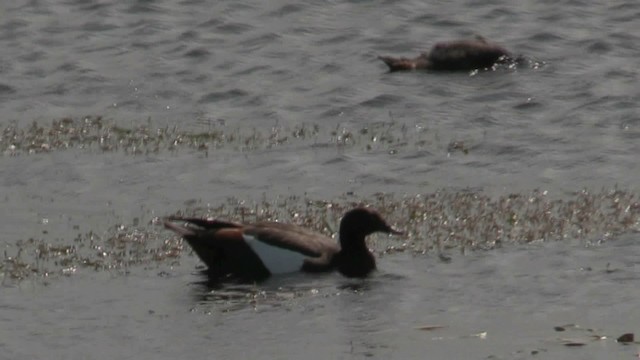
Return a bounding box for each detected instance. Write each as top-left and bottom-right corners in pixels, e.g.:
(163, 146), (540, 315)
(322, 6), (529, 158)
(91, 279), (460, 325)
(164, 216), (241, 232)
(378, 55), (417, 72)
(164, 219), (198, 237)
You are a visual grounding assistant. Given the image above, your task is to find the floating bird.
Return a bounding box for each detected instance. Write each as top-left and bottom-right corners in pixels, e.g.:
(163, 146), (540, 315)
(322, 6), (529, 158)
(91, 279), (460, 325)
(164, 207), (402, 282)
(378, 36), (513, 72)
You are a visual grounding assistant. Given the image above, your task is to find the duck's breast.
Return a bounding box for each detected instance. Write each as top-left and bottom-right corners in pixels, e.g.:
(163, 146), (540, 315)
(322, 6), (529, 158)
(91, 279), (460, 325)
(243, 234), (307, 274)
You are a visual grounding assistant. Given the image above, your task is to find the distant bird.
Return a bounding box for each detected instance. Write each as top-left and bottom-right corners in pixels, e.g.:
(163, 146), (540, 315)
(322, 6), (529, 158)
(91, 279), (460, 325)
(378, 36), (513, 72)
(164, 207), (403, 282)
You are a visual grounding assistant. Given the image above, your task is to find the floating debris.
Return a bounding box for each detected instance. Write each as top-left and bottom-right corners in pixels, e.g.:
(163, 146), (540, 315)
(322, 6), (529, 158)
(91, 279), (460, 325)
(447, 140), (469, 155)
(0, 116), (442, 156)
(554, 324), (583, 332)
(2, 188), (639, 284)
(470, 331), (488, 339)
(551, 323), (610, 349)
(562, 340), (587, 347)
(1, 221), (181, 285)
(416, 325), (446, 331)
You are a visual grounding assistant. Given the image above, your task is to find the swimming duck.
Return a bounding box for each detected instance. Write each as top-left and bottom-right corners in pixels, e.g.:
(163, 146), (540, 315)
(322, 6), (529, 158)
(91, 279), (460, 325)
(379, 36), (512, 72)
(164, 207), (402, 282)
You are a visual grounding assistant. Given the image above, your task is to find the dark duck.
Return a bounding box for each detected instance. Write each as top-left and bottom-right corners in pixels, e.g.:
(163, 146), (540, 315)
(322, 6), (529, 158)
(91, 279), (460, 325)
(164, 207), (403, 282)
(379, 36), (514, 72)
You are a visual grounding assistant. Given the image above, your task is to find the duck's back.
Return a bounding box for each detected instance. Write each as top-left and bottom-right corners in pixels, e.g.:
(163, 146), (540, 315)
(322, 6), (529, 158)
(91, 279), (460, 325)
(426, 39), (510, 71)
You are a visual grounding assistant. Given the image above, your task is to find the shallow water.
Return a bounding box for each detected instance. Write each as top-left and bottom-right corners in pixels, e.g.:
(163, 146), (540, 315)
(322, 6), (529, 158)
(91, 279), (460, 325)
(2, 0), (640, 358)
(3, 236), (640, 359)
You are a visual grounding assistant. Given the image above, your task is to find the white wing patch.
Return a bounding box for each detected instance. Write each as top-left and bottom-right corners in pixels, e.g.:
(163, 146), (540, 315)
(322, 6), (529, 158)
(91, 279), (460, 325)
(243, 234), (306, 274)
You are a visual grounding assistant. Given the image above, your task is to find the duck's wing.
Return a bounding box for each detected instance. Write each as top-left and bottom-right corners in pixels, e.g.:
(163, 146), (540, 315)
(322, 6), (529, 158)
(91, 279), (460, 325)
(245, 222), (340, 258)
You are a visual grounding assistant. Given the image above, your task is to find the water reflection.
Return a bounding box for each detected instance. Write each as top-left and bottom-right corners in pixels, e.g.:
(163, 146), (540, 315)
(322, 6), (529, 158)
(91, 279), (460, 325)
(187, 271), (334, 313)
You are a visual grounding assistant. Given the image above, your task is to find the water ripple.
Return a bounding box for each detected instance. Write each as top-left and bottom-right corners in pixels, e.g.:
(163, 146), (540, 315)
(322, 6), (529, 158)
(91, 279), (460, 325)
(198, 89), (250, 104)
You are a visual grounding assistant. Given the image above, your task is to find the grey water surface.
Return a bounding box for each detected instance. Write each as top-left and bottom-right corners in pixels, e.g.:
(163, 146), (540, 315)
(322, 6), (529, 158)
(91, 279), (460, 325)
(3, 237), (640, 359)
(1, 0), (639, 359)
